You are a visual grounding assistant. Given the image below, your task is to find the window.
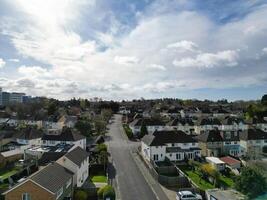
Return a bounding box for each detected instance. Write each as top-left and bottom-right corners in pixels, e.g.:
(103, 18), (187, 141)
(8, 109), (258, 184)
(192, 143), (195, 146)
(176, 154), (181, 160)
(22, 193), (31, 200)
(66, 178), (72, 188)
(256, 140), (261, 144)
(153, 154), (159, 161)
(265, 140), (267, 143)
(172, 143), (175, 147)
(56, 187), (63, 199)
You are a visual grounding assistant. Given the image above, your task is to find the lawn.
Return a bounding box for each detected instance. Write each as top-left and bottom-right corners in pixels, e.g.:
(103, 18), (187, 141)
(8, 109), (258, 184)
(90, 175), (107, 183)
(219, 175), (235, 188)
(185, 169), (215, 190)
(0, 168), (20, 180)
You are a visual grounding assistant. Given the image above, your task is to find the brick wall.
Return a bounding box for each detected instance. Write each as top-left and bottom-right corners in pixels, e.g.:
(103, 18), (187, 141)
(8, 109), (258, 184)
(5, 180), (55, 200)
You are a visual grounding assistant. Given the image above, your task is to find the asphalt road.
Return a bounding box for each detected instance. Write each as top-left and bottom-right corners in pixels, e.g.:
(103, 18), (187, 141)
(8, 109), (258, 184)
(107, 114), (158, 200)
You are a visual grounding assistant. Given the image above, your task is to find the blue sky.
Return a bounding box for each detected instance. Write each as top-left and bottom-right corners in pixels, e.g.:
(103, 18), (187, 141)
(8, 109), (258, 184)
(0, 0), (267, 101)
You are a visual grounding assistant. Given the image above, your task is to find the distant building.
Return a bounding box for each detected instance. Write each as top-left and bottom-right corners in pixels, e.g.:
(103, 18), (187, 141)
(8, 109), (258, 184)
(1, 92), (10, 106)
(0, 87), (29, 105)
(10, 92), (25, 103)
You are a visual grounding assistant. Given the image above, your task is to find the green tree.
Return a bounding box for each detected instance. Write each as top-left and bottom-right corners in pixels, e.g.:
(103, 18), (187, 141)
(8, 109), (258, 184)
(261, 94), (267, 106)
(139, 122), (148, 138)
(94, 116), (107, 135)
(75, 119), (91, 137)
(97, 143), (107, 152)
(74, 190), (88, 200)
(235, 167), (267, 198)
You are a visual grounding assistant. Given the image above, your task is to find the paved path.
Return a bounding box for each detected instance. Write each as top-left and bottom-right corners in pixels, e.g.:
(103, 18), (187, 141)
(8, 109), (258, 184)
(107, 114), (159, 200)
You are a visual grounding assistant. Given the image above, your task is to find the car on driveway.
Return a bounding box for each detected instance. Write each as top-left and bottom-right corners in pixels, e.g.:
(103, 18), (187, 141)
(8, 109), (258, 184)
(176, 190), (202, 200)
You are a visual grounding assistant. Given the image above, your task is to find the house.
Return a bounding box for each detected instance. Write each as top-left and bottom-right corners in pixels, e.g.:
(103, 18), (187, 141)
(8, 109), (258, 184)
(166, 118), (195, 135)
(57, 115), (77, 129)
(194, 117), (222, 134)
(57, 146), (89, 187)
(41, 127), (86, 149)
(253, 117), (267, 132)
(221, 117), (248, 131)
(195, 130), (223, 157)
(0, 127), (16, 151)
(141, 130), (200, 162)
(13, 127), (43, 146)
(206, 189), (246, 200)
(0, 149), (23, 168)
(220, 156), (241, 170)
(220, 130), (241, 157)
(4, 162), (73, 200)
(129, 118), (165, 135)
(239, 128), (267, 158)
(206, 157), (225, 171)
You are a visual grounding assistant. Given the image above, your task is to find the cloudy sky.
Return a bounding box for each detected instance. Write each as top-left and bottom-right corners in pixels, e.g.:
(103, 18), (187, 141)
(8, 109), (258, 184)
(0, 0), (267, 101)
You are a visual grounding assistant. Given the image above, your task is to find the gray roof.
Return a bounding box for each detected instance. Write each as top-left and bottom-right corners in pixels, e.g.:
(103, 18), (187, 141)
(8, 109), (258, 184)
(30, 162), (73, 193)
(64, 146), (89, 167)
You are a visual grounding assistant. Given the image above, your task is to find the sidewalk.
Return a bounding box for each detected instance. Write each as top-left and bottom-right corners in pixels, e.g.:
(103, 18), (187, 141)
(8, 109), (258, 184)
(131, 152), (170, 200)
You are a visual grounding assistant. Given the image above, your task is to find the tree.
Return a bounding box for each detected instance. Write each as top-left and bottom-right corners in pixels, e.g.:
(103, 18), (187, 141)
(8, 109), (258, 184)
(98, 185), (115, 200)
(98, 150), (108, 171)
(75, 119), (92, 137)
(235, 167), (267, 198)
(261, 94), (267, 105)
(74, 190), (88, 200)
(94, 116), (107, 135)
(139, 122), (148, 138)
(97, 143), (107, 152)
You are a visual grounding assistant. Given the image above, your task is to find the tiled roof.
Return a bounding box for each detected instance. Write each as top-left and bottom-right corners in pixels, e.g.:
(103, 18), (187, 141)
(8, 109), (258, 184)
(31, 162), (73, 193)
(195, 130), (223, 142)
(130, 118), (165, 127)
(142, 130), (197, 146)
(240, 129), (267, 140)
(13, 127), (43, 140)
(64, 146), (89, 167)
(167, 118), (194, 126)
(42, 127), (85, 141)
(220, 156), (240, 165)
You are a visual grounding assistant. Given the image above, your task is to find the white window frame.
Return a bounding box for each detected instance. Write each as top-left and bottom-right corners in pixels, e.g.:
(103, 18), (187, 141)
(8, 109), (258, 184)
(56, 187), (63, 199)
(66, 178), (72, 188)
(22, 193), (31, 200)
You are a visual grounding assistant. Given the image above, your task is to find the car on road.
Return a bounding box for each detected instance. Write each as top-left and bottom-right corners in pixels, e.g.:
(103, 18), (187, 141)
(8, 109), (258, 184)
(176, 190), (202, 200)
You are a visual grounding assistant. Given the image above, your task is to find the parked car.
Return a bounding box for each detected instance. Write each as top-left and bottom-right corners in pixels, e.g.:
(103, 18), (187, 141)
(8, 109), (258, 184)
(176, 191), (202, 200)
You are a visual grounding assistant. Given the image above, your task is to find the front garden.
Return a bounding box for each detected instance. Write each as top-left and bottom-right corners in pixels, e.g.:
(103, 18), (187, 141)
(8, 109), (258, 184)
(178, 161), (235, 190)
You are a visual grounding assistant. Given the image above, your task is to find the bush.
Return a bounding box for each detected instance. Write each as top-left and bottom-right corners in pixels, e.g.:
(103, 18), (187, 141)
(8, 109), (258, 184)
(97, 143), (108, 152)
(74, 190), (88, 200)
(103, 185), (115, 200)
(98, 185), (116, 200)
(123, 124), (133, 139)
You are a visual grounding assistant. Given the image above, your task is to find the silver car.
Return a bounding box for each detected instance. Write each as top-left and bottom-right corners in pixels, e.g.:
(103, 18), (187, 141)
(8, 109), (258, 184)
(176, 191), (202, 200)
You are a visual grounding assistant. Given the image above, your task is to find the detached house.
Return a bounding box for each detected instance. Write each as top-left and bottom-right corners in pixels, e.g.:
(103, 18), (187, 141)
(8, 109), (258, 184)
(195, 130), (223, 157)
(41, 127), (86, 149)
(57, 146), (89, 187)
(141, 130), (200, 162)
(57, 115), (77, 129)
(4, 162), (73, 200)
(239, 128), (267, 158)
(129, 118), (165, 135)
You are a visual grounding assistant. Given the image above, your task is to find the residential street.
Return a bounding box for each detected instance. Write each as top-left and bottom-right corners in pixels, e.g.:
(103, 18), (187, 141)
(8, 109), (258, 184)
(107, 114), (158, 200)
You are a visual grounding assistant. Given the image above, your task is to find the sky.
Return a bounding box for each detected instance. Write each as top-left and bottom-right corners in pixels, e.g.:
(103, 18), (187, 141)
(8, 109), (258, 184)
(0, 0), (267, 101)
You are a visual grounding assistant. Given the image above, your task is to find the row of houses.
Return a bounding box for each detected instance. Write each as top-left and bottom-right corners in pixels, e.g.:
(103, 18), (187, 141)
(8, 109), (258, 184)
(129, 116), (267, 136)
(141, 128), (267, 163)
(0, 115), (78, 130)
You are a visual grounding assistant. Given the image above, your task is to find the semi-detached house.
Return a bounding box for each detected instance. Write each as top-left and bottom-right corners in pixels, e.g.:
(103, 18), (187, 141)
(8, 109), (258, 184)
(129, 118), (165, 135)
(4, 162), (73, 200)
(57, 146), (89, 187)
(141, 130), (200, 162)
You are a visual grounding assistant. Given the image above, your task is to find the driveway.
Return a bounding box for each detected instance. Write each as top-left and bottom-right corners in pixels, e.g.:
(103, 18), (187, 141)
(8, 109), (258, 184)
(106, 114), (158, 200)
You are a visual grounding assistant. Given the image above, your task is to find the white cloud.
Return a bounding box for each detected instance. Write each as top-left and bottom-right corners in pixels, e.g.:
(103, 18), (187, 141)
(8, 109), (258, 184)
(167, 40), (199, 52)
(114, 56), (139, 65)
(173, 50), (239, 68)
(148, 64), (166, 70)
(8, 58), (19, 62)
(0, 58), (6, 68)
(18, 65), (50, 78)
(263, 47), (267, 54)
(1, 1), (267, 99)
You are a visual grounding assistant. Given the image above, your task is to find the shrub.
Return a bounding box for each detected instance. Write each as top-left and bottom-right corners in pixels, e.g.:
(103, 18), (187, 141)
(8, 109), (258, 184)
(74, 190), (88, 200)
(123, 124), (133, 139)
(98, 185), (116, 200)
(103, 185), (116, 200)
